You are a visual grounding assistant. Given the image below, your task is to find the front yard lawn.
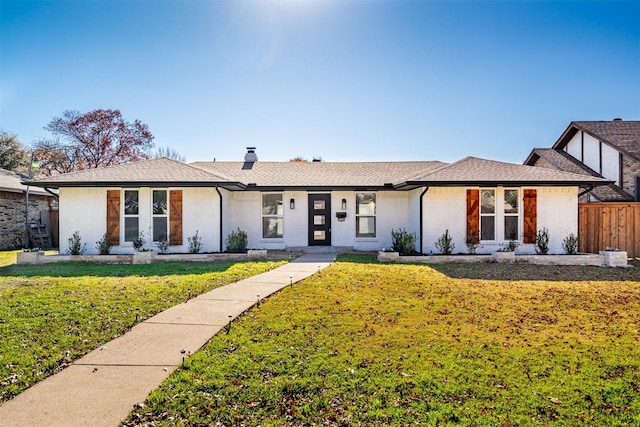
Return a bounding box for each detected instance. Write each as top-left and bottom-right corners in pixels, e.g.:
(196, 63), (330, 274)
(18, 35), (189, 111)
(124, 255), (640, 426)
(0, 257), (286, 402)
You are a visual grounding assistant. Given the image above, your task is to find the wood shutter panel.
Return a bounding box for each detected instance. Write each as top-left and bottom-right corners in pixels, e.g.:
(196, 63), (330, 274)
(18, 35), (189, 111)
(169, 190), (183, 246)
(466, 189), (480, 239)
(523, 189), (537, 243)
(106, 190), (120, 246)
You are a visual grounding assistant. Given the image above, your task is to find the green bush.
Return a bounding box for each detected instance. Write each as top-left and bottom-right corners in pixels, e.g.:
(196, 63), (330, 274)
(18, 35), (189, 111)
(132, 233), (145, 252)
(535, 228), (550, 254)
(391, 228), (417, 255)
(225, 228), (247, 253)
(563, 233), (579, 254)
(187, 231), (202, 254)
(95, 233), (112, 255)
(434, 229), (455, 255)
(156, 237), (169, 254)
(67, 231), (86, 255)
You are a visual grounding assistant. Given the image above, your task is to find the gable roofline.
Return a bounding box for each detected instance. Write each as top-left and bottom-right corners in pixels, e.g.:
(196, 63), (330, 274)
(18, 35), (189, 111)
(23, 157), (245, 190)
(402, 156), (613, 188)
(552, 120), (640, 162)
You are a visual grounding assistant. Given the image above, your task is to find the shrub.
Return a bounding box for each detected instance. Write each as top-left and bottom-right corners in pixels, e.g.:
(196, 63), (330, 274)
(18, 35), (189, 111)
(434, 229), (455, 255)
(67, 231), (86, 255)
(535, 228), (550, 254)
(156, 237), (169, 254)
(562, 233), (579, 255)
(132, 233), (145, 252)
(225, 228), (247, 253)
(499, 239), (519, 252)
(95, 233), (112, 255)
(391, 228), (417, 255)
(466, 231), (480, 254)
(187, 231), (202, 254)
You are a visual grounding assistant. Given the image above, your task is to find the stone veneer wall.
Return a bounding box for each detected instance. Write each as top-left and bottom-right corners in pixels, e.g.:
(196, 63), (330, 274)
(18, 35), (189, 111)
(622, 155), (640, 200)
(0, 191), (53, 250)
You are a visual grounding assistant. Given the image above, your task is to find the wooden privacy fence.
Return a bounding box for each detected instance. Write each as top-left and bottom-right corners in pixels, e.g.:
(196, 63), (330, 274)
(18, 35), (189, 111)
(578, 203), (640, 258)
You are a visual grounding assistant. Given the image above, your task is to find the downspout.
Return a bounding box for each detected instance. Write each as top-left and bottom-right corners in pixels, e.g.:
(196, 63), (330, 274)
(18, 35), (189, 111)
(578, 185), (594, 199)
(419, 186), (430, 254)
(215, 186), (223, 252)
(44, 187), (59, 199)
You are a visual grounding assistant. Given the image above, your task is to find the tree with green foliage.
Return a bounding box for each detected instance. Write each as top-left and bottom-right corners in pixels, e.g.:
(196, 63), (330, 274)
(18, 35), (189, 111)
(0, 131), (30, 174)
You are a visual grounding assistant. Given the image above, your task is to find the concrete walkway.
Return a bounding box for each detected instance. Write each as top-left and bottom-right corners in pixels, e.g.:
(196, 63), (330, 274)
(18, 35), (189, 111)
(0, 253), (335, 427)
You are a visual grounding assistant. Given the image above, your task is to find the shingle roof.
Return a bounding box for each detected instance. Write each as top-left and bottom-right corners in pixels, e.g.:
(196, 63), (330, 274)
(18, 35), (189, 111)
(24, 157), (240, 189)
(26, 156), (610, 191)
(554, 120), (640, 161)
(190, 161), (446, 188)
(406, 157), (612, 187)
(523, 149), (633, 202)
(0, 168), (53, 196)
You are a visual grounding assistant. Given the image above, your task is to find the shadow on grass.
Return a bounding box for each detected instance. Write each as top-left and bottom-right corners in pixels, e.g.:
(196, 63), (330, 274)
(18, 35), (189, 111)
(0, 260), (262, 278)
(337, 253), (640, 282)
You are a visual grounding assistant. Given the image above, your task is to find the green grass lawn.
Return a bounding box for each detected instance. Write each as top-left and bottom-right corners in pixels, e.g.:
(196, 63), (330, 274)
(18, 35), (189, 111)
(0, 255), (286, 402)
(122, 255), (640, 426)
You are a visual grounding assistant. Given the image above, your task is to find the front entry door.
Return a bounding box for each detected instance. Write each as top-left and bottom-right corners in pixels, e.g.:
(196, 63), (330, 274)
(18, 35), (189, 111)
(308, 194), (331, 246)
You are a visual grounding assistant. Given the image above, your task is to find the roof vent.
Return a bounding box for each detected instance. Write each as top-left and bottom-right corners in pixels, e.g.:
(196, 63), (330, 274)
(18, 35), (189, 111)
(613, 118), (622, 121)
(244, 147), (258, 163)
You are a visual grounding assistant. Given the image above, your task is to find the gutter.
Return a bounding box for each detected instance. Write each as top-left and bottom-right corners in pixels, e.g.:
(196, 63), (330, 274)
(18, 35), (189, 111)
(419, 186), (429, 254)
(215, 185), (224, 252)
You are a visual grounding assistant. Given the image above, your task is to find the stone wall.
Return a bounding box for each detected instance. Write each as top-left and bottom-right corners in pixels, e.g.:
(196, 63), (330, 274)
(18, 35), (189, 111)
(0, 191), (54, 250)
(622, 155), (640, 200)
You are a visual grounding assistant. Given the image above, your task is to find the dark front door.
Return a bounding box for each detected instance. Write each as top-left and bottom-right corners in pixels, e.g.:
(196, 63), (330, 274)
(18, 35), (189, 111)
(308, 194), (331, 246)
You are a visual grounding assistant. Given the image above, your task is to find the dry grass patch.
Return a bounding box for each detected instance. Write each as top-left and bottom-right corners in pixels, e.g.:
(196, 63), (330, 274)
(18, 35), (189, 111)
(125, 259), (640, 426)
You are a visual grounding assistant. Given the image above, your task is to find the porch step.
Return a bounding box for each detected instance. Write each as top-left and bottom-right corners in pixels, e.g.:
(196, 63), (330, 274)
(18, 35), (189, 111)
(286, 246), (353, 254)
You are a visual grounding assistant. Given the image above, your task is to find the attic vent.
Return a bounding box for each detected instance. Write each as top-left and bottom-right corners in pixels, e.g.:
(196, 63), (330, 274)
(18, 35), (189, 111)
(613, 118), (622, 121)
(245, 147), (258, 163)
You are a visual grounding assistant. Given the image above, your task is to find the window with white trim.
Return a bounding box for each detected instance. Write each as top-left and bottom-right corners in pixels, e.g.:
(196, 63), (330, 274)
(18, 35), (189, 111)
(480, 189), (495, 241)
(152, 190), (168, 242)
(503, 189), (519, 240)
(123, 190), (139, 242)
(356, 193), (376, 238)
(262, 193), (283, 238)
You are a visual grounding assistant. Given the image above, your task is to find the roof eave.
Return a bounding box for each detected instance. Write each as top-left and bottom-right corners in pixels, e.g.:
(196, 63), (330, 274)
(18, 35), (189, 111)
(403, 180), (613, 188)
(23, 181), (247, 190)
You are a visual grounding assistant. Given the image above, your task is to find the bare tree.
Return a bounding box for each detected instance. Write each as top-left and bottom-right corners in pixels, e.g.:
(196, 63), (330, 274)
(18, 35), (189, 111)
(151, 146), (186, 162)
(34, 109), (154, 175)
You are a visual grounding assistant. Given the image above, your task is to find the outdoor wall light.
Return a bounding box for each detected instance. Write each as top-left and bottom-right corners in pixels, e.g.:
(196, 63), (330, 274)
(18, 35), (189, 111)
(290, 198), (295, 209)
(341, 198), (347, 210)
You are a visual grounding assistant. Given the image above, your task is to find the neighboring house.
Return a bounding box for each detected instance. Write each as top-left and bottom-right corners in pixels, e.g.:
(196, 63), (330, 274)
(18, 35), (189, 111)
(0, 168), (58, 249)
(524, 119), (640, 202)
(26, 148), (609, 255)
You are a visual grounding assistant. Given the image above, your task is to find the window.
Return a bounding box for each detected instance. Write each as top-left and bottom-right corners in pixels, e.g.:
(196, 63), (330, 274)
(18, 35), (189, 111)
(124, 190), (139, 242)
(504, 189), (519, 240)
(356, 193), (376, 238)
(480, 189), (495, 240)
(262, 194), (283, 238)
(152, 190), (168, 242)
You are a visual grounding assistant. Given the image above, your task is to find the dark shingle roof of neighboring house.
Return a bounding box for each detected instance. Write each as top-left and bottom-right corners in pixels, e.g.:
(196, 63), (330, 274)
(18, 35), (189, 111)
(190, 160), (447, 189)
(0, 168), (53, 196)
(404, 157), (611, 188)
(22, 157), (245, 190)
(553, 120), (640, 162)
(25, 156), (611, 191)
(524, 149), (633, 202)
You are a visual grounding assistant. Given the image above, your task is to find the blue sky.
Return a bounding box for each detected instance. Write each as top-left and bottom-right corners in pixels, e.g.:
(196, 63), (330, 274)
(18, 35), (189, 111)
(1, 1), (638, 164)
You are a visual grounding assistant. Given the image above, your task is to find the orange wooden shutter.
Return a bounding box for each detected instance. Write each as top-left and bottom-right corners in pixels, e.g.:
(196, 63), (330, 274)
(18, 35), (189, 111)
(466, 189), (480, 239)
(169, 190), (183, 246)
(523, 189), (537, 243)
(106, 190), (120, 246)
